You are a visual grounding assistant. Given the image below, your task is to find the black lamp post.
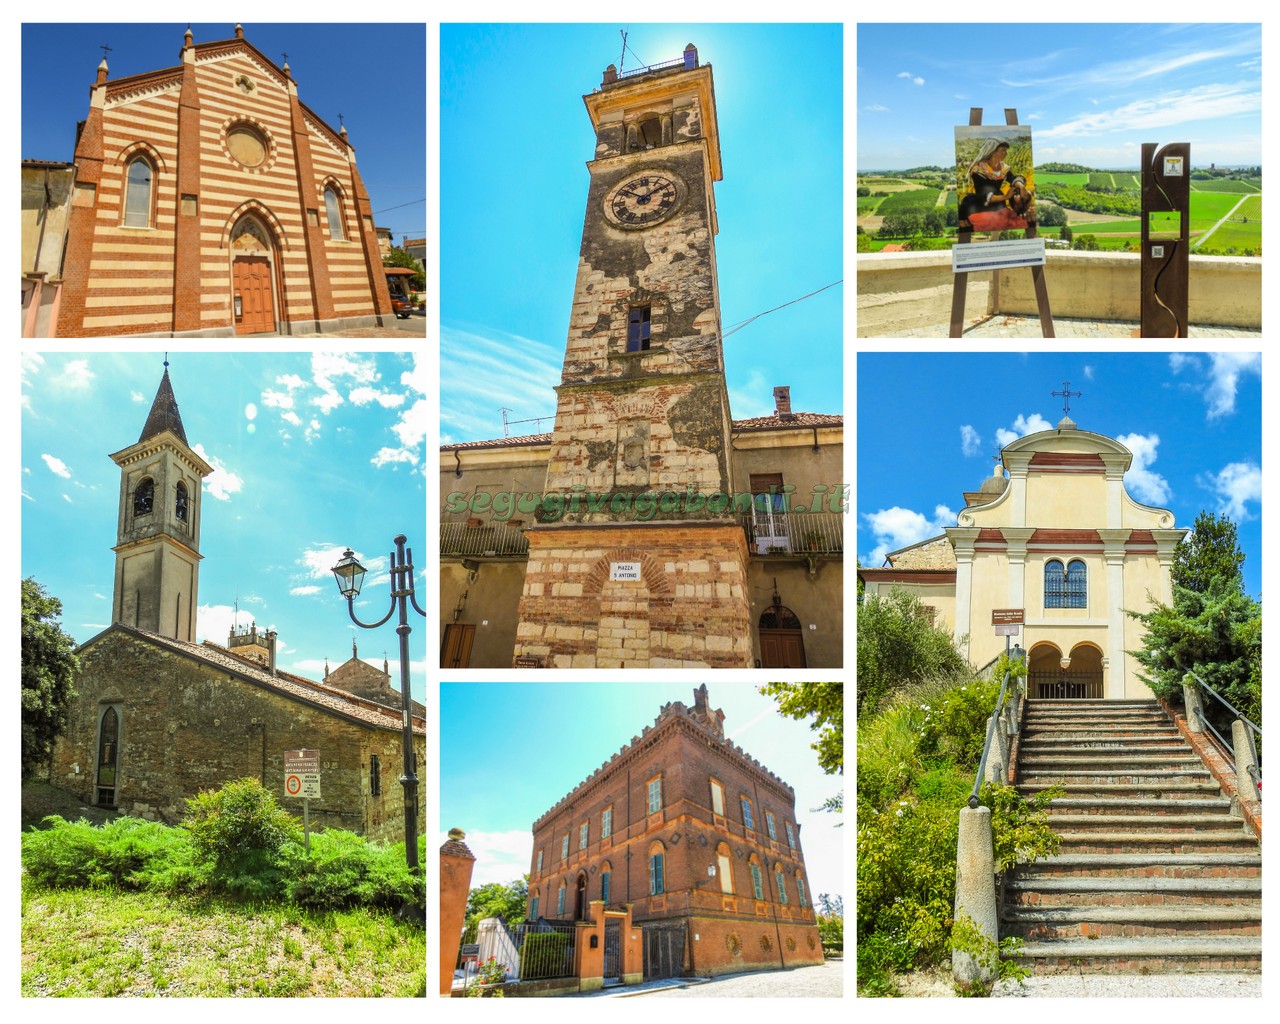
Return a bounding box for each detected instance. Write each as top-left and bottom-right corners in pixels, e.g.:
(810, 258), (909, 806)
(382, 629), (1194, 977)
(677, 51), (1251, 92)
(331, 535), (425, 870)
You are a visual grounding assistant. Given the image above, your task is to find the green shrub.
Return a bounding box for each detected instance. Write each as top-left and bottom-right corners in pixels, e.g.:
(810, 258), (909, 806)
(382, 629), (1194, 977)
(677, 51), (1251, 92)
(918, 677), (1000, 766)
(183, 777), (301, 898)
(21, 815), (207, 890)
(519, 931), (572, 978)
(280, 829), (424, 911)
(857, 590), (969, 713)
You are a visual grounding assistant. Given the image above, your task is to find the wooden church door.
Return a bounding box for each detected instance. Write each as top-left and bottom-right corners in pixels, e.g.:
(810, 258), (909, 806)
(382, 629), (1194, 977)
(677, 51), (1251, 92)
(233, 255), (275, 334)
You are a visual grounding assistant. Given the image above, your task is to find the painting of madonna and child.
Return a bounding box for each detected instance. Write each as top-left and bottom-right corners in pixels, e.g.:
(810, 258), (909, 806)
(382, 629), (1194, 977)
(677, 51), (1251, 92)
(955, 126), (1036, 233)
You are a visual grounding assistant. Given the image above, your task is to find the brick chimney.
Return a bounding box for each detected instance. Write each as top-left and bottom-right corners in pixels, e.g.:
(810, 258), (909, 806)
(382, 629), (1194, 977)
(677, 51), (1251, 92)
(773, 386), (795, 420)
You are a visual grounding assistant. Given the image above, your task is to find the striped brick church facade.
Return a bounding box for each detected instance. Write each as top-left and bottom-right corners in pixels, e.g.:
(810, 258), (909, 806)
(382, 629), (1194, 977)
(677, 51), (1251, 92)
(57, 24), (393, 338)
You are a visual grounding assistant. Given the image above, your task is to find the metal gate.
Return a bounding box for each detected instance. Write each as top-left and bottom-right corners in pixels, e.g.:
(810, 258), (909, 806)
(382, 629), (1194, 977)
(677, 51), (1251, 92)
(642, 921), (686, 980)
(603, 920), (622, 983)
(1029, 671), (1102, 699)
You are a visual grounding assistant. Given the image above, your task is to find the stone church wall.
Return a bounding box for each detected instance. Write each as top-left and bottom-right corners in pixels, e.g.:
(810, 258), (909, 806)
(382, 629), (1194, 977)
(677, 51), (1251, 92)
(52, 630), (424, 843)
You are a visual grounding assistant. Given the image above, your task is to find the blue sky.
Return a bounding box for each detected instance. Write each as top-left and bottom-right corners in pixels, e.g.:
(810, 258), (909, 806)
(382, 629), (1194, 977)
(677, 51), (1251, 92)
(857, 23), (1261, 170)
(440, 23), (843, 443)
(21, 22), (426, 243)
(21, 352), (427, 691)
(439, 681), (844, 902)
(857, 353), (1262, 599)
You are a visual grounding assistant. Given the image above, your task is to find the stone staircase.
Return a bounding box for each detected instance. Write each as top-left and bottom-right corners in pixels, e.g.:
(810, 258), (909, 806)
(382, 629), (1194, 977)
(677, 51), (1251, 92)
(1004, 699), (1261, 973)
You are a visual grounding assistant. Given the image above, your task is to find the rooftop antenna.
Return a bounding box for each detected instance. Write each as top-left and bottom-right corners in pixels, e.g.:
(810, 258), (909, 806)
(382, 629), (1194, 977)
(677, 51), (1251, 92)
(500, 406), (554, 437)
(619, 27), (628, 73)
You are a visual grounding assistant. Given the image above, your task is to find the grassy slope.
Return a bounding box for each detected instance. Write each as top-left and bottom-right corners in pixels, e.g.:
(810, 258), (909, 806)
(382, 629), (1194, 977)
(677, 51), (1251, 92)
(22, 882), (426, 997)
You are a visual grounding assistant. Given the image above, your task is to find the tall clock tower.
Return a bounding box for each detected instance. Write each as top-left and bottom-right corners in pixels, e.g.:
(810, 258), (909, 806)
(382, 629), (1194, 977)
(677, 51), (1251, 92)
(110, 363), (213, 641)
(514, 45), (752, 668)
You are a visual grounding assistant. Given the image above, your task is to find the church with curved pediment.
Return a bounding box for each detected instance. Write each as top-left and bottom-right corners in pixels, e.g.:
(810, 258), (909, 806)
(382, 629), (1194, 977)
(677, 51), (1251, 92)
(53, 24), (393, 337)
(859, 413), (1187, 699)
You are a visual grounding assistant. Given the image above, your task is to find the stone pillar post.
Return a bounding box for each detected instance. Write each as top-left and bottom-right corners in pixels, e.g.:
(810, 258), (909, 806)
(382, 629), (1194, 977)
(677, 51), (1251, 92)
(575, 911), (605, 992)
(620, 903), (643, 985)
(439, 829), (476, 996)
(1182, 674), (1205, 733)
(1232, 720), (1260, 804)
(953, 805), (997, 985)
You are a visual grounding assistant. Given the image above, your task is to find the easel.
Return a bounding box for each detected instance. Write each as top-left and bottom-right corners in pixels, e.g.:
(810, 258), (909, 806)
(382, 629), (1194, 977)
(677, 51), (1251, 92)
(949, 107), (1055, 338)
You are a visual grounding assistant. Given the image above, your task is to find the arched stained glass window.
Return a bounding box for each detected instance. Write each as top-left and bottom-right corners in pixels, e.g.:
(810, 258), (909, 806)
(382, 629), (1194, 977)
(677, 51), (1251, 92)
(123, 158), (153, 227)
(324, 186), (345, 241)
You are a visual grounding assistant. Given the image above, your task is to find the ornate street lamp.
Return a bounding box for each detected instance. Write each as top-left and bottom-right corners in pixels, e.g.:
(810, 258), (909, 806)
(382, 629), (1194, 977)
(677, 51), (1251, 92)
(331, 535), (425, 871)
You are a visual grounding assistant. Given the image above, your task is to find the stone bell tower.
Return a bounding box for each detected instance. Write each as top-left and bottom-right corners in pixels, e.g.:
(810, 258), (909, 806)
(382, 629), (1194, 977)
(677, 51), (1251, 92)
(110, 362), (213, 640)
(513, 45), (752, 668)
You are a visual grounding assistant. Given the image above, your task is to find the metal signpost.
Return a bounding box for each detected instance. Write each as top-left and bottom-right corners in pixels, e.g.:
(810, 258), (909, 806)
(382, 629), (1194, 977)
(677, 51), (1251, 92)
(991, 608), (1024, 657)
(284, 748), (321, 854)
(1140, 142), (1190, 337)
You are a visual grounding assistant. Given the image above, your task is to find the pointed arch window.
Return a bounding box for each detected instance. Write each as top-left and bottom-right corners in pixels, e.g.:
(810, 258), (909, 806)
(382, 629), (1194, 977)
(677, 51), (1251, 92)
(123, 157), (154, 227)
(97, 706), (119, 806)
(324, 186), (346, 241)
(175, 481), (189, 523)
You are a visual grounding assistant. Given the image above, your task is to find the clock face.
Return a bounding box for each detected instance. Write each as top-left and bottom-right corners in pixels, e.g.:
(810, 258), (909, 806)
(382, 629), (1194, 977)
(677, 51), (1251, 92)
(603, 173), (682, 228)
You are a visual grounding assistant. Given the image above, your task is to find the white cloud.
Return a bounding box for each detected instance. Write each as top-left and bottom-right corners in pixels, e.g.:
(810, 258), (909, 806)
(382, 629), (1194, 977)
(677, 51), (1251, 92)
(21, 354), (45, 412)
(192, 443), (244, 501)
(57, 359), (95, 389)
(1116, 432), (1170, 505)
(290, 585), (322, 597)
(1204, 352), (1261, 419)
(865, 103), (889, 113)
(1039, 82), (1261, 140)
(897, 71), (924, 86)
(1205, 461), (1261, 519)
(372, 446), (420, 468)
(445, 829), (534, 889)
(960, 424), (982, 457)
(282, 411), (302, 426)
(41, 454), (72, 479)
(62, 494), (73, 504)
(261, 389), (294, 410)
(862, 504), (955, 566)
(1083, 365), (1095, 380)
(1168, 353), (1199, 375)
(350, 386), (406, 409)
(131, 390), (145, 403)
(196, 603), (258, 645)
(994, 413), (1053, 448)
(310, 352), (379, 416)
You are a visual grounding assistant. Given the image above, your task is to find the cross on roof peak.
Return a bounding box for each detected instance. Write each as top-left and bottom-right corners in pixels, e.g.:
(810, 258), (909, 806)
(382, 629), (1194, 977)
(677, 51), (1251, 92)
(1051, 380), (1082, 417)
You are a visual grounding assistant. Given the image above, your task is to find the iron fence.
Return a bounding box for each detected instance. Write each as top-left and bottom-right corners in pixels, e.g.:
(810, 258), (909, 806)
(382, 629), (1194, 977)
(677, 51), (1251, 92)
(512, 920), (577, 980)
(440, 521), (529, 558)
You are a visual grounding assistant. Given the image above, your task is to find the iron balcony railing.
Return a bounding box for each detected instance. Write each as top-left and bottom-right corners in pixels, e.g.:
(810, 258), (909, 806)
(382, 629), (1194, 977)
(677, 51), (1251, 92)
(739, 510), (843, 556)
(618, 55), (687, 79)
(440, 521), (529, 558)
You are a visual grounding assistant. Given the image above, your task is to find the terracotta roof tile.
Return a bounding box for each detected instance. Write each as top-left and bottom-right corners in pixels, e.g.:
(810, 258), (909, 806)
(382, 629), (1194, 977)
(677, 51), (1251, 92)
(91, 625), (425, 735)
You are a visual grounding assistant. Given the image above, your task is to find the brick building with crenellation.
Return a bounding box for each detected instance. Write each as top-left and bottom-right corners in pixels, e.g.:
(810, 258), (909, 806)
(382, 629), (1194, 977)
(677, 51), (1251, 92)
(528, 685), (823, 979)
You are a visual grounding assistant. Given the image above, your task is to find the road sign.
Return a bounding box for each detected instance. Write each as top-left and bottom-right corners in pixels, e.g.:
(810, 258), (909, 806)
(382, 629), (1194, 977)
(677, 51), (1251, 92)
(991, 608), (1025, 625)
(284, 749), (321, 800)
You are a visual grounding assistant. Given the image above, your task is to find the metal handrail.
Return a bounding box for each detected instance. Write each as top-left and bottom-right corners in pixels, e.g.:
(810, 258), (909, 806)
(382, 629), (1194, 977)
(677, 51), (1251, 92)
(967, 646), (1026, 809)
(1184, 669), (1261, 797)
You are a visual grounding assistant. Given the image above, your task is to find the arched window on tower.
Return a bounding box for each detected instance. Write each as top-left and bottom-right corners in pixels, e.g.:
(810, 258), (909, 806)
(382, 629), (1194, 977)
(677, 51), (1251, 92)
(123, 157), (154, 227)
(134, 478), (155, 517)
(324, 186), (346, 241)
(175, 481), (189, 523)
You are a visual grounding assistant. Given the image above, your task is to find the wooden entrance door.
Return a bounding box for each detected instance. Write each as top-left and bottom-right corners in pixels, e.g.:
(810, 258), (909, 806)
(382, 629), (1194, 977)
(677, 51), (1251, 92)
(233, 255), (275, 334)
(440, 624), (475, 668)
(760, 629), (807, 668)
(642, 922), (686, 980)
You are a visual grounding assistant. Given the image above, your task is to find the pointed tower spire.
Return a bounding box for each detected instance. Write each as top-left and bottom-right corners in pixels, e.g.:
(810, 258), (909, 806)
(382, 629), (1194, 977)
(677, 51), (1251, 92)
(138, 358), (189, 445)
